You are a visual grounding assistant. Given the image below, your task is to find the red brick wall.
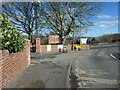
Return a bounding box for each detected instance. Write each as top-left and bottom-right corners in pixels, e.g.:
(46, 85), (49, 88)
(38, 45), (59, 53)
(36, 38), (41, 53)
(81, 45), (90, 50)
(68, 44), (77, 50)
(68, 44), (90, 50)
(36, 39), (59, 53)
(40, 45), (47, 53)
(68, 44), (72, 50)
(0, 40), (30, 89)
(51, 45), (58, 52)
(36, 38), (90, 53)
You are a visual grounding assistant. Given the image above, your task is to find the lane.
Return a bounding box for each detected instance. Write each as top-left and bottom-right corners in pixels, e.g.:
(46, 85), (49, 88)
(108, 46), (120, 60)
(110, 53), (120, 60)
(6, 45), (119, 88)
(91, 45), (120, 60)
(6, 51), (80, 88)
(71, 46), (119, 88)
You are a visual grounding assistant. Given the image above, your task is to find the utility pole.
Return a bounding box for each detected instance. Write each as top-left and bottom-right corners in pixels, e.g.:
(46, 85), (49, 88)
(80, 28), (81, 45)
(72, 29), (75, 50)
(72, 20), (76, 50)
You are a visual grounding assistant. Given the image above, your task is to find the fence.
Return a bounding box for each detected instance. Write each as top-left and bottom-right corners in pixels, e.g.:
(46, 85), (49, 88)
(36, 38), (90, 53)
(0, 40), (30, 89)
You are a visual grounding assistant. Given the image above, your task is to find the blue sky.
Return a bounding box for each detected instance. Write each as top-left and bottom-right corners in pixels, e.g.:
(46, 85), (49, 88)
(7, 2), (118, 37)
(84, 2), (118, 37)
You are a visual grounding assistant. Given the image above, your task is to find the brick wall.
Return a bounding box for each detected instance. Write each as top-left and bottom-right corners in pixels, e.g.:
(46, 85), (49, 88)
(81, 44), (90, 50)
(40, 45), (47, 53)
(67, 44), (72, 50)
(0, 40), (30, 89)
(36, 38), (59, 53)
(67, 44), (77, 50)
(36, 38), (90, 53)
(37, 45), (59, 53)
(51, 45), (59, 52)
(36, 38), (41, 53)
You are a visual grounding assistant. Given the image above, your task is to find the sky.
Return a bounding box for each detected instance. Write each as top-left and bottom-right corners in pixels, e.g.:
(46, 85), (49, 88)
(2, 1), (118, 37)
(84, 2), (119, 37)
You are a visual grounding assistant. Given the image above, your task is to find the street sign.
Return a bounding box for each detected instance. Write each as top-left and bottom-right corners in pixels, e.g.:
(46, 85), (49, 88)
(80, 38), (88, 44)
(49, 35), (59, 44)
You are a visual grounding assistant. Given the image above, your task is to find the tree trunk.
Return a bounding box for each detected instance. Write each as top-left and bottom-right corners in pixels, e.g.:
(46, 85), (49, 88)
(28, 32), (32, 44)
(62, 36), (67, 44)
(28, 33), (31, 41)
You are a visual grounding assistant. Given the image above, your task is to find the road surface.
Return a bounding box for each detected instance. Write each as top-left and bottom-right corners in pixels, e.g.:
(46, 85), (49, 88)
(6, 45), (119, 89)
(71, 45), (119, 88)
(6, 52), (79, 88)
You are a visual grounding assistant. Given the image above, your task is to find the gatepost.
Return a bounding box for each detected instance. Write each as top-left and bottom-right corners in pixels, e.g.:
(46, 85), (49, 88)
(36, 38), (41, 53)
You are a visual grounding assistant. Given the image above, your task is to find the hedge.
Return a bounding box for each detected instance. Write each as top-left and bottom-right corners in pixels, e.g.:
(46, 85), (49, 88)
(0, 14), (25, 53)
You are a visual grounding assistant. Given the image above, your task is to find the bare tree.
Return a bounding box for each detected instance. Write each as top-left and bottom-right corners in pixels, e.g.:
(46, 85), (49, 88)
(40, 2), (102, 44)
(2, 2), (41, 42)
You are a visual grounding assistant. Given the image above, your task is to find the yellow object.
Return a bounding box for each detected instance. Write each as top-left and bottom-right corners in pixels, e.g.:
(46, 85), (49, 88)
(75, 45), (82, 49)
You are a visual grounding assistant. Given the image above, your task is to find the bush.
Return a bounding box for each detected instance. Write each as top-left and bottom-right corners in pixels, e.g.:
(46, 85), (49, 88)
(0, 14), (25, 53)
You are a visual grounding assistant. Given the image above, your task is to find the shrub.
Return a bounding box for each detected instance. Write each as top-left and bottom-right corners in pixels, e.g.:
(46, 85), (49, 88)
(0, 14), (25, 53)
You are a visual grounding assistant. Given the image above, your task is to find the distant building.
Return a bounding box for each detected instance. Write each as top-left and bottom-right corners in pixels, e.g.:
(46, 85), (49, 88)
(87, 37), (98, 45)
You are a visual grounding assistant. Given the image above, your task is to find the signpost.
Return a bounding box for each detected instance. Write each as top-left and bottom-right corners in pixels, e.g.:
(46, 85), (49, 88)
(80, 38), (88, 44)
(49, 35), (59, 44)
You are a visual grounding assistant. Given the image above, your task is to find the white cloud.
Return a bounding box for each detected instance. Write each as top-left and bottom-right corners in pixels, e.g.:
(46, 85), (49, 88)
(98, 24), (109, 29)
(97, 15), (119, 19)
(100, 25), (106, 27)
(97, 15), (113, 19)
(95, 20), (119, 25)
(95, 20), (119, 29)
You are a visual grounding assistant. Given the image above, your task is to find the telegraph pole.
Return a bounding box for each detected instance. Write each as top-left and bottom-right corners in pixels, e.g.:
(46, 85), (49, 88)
(80, 28), (81, 45)
(72, 29), (75, 50)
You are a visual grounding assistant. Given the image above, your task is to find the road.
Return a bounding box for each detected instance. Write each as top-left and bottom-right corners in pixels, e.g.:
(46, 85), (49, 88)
(71, 45), (119, 88)
(6, 52), (80, 88)
(6, 45), (119, 89)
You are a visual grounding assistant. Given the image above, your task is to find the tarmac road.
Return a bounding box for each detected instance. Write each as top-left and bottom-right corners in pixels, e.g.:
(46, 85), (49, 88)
(71, 45), (119, 88)
(5, 51), (80, 88)
(5, 45), (119, 89)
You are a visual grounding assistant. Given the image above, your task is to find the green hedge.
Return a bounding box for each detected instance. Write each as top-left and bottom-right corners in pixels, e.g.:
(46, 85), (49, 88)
(0, 14), (25, 53)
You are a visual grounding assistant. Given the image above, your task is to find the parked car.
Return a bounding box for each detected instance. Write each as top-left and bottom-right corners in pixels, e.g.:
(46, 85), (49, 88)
(74, 45), (82, 50)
